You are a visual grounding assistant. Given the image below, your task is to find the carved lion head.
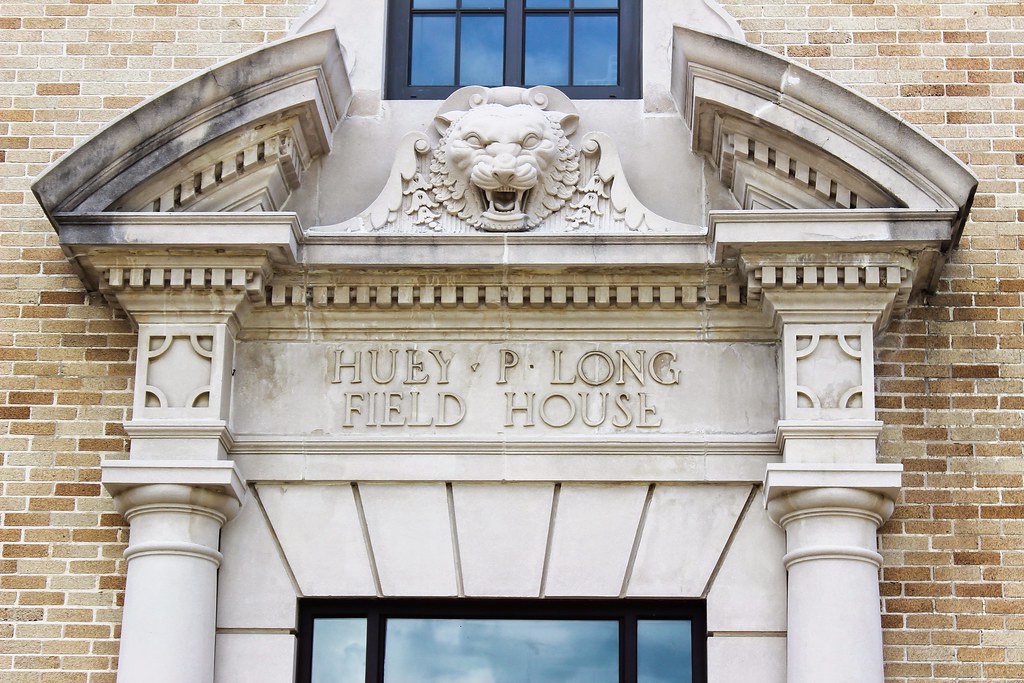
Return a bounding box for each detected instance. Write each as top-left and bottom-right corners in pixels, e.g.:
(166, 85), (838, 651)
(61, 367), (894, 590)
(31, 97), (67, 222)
(430, 88), (580, 232)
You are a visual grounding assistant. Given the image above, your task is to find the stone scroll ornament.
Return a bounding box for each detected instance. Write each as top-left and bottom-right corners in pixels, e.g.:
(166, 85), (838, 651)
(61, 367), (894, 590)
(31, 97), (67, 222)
(318, 86), (699, 235)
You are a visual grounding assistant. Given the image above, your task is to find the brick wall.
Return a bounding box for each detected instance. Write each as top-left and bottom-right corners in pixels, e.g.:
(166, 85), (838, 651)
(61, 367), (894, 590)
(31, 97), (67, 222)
(720, 1), (1024, 680)
(0, 1), (305, 680)
(1, 0), (1022, 681)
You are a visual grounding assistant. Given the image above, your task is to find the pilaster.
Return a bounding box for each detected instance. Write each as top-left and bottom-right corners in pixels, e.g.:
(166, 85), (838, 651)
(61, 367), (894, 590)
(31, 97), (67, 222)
(95, 250), (274, 683)
(754, 254), (904, 683)
(104, 461), (246, 683)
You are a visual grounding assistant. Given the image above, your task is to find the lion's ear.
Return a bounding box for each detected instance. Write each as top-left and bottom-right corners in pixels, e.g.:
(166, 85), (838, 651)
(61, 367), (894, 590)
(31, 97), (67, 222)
(434, 112), (458, 136)
(555, 112), (579, 136)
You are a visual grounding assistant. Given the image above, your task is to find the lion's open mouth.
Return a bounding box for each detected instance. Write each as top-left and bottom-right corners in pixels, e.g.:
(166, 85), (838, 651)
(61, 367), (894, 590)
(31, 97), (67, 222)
(481, 187), (528, 217)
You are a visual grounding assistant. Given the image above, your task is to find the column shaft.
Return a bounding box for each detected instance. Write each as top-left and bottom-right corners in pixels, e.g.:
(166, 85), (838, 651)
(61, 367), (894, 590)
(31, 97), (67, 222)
(104, 465), (245, 683)
(768, 486), (894, 683)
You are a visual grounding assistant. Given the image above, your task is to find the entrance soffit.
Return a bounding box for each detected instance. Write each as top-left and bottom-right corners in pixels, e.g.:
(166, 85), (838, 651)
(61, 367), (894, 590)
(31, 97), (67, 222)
(32, 27), (977, 336)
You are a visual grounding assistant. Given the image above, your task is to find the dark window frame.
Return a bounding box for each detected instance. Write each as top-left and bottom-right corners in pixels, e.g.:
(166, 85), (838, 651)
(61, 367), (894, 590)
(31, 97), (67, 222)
(296, 598), (707, 683)
(385, 0), (642, 100)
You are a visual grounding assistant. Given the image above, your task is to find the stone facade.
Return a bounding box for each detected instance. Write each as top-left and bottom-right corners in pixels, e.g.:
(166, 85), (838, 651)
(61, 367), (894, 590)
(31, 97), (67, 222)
(0, 2), (1021, 683)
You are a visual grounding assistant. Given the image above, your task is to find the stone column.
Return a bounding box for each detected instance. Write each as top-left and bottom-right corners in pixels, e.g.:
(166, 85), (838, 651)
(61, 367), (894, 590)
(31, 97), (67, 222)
(765, 466), (900, 683)
(97, 263), (266, 683)
(756, 264), (906, 683)
(105, 462), (245, 683)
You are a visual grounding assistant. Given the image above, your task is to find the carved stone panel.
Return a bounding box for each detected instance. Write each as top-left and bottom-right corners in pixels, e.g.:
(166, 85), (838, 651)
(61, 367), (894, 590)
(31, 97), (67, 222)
(134, 324), (234, 421)
(781, 323), (875, 421)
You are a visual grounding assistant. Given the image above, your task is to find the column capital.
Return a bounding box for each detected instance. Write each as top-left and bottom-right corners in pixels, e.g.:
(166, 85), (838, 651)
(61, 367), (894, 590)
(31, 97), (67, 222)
(764, 463), (902, 515)
(103, 459), (247, 518)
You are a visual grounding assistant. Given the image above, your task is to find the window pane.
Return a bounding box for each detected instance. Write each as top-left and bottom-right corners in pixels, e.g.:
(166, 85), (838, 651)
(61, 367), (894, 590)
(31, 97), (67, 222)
(526, 0), (570, 7)
(460, 15), (504, 85)
(524, 15), (570, 86)
(573, 14), (617, 85)
(637, 620), (692, 683)
(411, 15), (457, 85)
(413, 0), (456, 7)
(311, 618), (367, 683)
(383, 618), (619, 683)
(461, 0), (505, 7)
(574, 0), (618, 7)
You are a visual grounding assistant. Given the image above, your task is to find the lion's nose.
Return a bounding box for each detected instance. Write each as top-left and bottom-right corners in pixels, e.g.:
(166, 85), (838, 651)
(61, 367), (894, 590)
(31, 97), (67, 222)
(490, 152), (519, 185)
(493, 168), (516, 185)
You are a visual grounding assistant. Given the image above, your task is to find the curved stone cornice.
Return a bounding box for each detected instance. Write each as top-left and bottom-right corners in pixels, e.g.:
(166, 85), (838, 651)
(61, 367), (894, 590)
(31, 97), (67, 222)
(32, 29), (350, 218)
(674, 27), (977, 242)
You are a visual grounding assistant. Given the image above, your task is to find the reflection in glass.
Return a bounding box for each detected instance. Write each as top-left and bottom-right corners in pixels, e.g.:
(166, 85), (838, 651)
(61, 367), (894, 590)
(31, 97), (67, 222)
(574, 0), (618, 7)
(524, 15), (570, 85)
(311, 618), (367, 683)
(460, 15), (505, 85)
(525, 0), (570, 7)
(573, 14), (617, 85)
(462, 0), (505, 7)
(384, 618), (619, 683)
(412, 0), (456, 7)
(637, 620), (693, 683)
(411, 15), (457, 85)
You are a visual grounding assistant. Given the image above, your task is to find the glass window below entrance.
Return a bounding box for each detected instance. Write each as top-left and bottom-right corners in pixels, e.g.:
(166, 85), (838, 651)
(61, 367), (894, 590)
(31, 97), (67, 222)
(300, 599), (703, 683)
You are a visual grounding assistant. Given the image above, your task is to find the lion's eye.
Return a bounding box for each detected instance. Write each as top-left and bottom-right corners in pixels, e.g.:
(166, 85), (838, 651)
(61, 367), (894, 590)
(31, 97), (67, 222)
(464, 133), (483, 147)
(521, 133), (540, 149)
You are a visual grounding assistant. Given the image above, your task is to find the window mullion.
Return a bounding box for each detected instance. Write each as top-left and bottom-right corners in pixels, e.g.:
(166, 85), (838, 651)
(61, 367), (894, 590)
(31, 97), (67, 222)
(623, 615), (637, 683)
(505, 0), (524, 86)
(366, 610), (383, 683)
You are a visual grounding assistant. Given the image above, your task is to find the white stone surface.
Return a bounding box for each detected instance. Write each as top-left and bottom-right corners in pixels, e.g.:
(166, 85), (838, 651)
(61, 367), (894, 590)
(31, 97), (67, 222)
(707, 636), (786, 683)
(257, 484), (376, 597)
(358, 483), (458, 596)
(767, 481), (897, 683)
(706, 501), (787, 632)
(217, 497), (297, 629)
(544, 484), (649, 596)
(452, 483), (554, 597)
(627, 484), (750, 596)
(230, 340), (779, 438)
(214, 633), (296, 683)
(104, 466), (244, 683)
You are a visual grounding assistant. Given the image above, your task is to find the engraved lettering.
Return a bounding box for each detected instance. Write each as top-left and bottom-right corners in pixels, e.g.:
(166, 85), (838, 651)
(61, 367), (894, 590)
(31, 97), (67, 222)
(407, 391), (434, 427)
(383, 391), (405, 426)
(498, 349), (519, 384)
(540, 392), (577, 428)
(369, 349), (399, 384)
(551, 349), (576, 384)
(612, 392), (633, 427)
(638, 392), (662, 428)
(342, 392), (365, 427)
(615, 349), (646, 386)
(333, 349), (362, 384)
(437, 392), (466, 427)
(579, 391), (609, 427)
(577, 351), (615, 386)
(504, 391), (535, 427)
(404, 350), (428, 385)
(649, 351), (680, 385)
(428, 348), (453, 384)
(366, 391), (379, 426)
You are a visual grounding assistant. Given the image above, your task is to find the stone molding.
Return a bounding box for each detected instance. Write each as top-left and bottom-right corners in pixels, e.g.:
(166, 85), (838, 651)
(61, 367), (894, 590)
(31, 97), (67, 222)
(49, 207), (963, 332)
(763, 463), (903, 501)
(102, 460), (247, 503)
(32, 29), (349, 217)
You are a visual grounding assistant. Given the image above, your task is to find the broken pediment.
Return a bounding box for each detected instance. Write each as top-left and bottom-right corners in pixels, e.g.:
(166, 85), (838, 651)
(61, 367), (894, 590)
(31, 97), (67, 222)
(31, 26), (978, 330)
(32, 29), (350, 220)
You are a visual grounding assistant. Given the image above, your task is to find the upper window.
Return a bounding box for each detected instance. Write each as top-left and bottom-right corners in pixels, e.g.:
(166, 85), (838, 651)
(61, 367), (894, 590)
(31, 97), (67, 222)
(385, 0), (641, 99)
(297, 599), (705, 683)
